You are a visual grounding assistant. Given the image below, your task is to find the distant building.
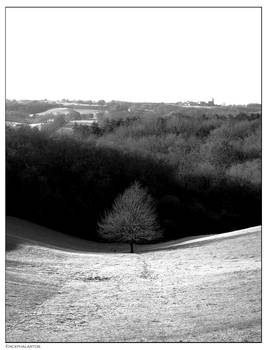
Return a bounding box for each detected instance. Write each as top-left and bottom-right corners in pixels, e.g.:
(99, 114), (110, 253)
(67, 120), (97, 126)
(208, 98), (215, 106)
(6, 121), (24, 128)
(28, 123), (43, 130)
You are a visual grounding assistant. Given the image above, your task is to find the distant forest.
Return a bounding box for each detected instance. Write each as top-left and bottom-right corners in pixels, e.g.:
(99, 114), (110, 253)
(6, 101), (261, 243)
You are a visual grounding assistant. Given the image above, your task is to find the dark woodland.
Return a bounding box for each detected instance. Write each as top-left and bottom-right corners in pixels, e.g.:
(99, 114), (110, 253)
(6, 101), (261, 243)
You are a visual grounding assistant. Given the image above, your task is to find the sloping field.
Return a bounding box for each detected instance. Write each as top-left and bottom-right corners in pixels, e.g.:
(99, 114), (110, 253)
(30, 108), (80, 122)
(6, 217), (261, 342)
(73, 108), (100, 115)
(35, 108), (77, 116)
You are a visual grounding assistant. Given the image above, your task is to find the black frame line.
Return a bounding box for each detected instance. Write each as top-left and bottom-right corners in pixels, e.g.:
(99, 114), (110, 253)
(4, 5), (263, 344)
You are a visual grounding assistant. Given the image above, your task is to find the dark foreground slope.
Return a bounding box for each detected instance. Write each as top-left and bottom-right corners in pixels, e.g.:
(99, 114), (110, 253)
(6, 217), (261, 342)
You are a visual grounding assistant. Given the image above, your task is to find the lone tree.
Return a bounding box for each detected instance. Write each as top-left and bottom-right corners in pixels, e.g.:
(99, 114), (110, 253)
(97, 182), (162, 253)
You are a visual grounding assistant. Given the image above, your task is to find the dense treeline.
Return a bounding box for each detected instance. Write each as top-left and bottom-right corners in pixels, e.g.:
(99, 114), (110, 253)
(95, 112), (261, 184)
(6, 110), (261, 242)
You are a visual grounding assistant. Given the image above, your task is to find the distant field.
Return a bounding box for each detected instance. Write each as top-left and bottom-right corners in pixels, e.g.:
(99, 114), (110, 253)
(6, 217), (261, 342)
(73, 108), (101, 115)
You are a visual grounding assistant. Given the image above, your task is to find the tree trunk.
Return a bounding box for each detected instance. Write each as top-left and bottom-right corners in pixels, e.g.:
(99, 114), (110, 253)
(130, 241), (134, 253)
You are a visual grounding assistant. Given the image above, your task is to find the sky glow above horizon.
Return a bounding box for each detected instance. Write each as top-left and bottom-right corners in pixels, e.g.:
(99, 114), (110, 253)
(6, 8), (261, 104)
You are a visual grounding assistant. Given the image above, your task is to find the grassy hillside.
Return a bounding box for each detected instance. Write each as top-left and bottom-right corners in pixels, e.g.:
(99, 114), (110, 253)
(5, 100), (64, 122)
(33, 108), (80, 121)
(6, 217), (261, 342)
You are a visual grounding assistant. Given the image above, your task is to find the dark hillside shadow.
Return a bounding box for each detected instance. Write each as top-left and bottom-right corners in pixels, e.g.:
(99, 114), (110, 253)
(6, 127), (261, 243)
(6, 235), (19, 252)
(6, 216), (130, 254)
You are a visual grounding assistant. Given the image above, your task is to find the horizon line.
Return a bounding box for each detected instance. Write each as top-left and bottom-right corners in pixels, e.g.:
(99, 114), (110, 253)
(5, 97), (261, 106)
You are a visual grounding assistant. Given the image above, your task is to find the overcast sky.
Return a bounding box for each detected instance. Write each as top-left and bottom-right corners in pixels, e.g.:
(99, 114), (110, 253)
(6, 7), (261, 104)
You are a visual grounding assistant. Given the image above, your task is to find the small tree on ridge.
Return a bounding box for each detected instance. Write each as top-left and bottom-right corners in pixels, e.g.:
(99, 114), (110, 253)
(97, 182), (162, 252)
